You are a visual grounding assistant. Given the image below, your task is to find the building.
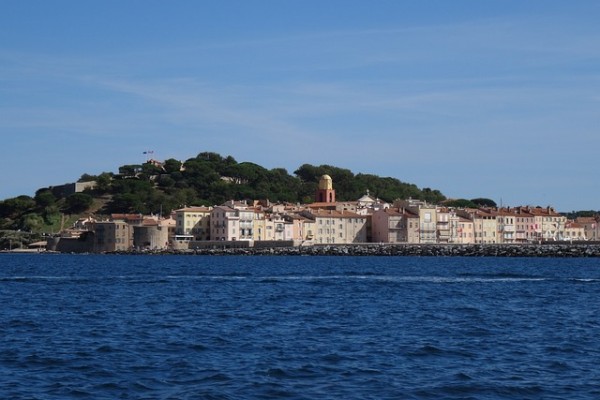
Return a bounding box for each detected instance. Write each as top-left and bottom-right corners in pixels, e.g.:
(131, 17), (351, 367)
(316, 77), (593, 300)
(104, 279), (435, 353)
(524, 206), (566, 241)
(133, 218), (172, 250)
(496, 208), (516, 243)
(418, 205), (438, 244)
(210, 204), (255, 241)
(93, 220), (132, 252)
(514, 208), (535, 243)
(371, 207), (419, 243)
(211, 206), (239, 241)
(436, 207), (454, 243)
(456, 217), (475, 244)
(457, 209), (497, 244)
(301, 209), (367, 244)
(174, 206), (212, 240)
(576, 217), (599, 241)
(564, 221), (586, 241)
(316, 174), (336, 203)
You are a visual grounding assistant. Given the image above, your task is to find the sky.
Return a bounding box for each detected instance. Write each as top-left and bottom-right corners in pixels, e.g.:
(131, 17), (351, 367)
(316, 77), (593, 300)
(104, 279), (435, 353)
(1, 1), (599, 212)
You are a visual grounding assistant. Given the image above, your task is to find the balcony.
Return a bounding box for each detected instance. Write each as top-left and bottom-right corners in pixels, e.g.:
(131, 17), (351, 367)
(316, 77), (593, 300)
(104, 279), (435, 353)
(499, 225), (515, 232)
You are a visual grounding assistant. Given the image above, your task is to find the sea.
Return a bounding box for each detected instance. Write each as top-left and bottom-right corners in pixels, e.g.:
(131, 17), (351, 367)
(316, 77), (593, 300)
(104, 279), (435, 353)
(1, 254), (599, 399)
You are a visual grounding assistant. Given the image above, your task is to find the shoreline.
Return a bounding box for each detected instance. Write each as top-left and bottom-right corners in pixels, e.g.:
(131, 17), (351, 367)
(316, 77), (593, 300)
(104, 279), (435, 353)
(5, 243), (600, 257)
(113, 243), (600, 257)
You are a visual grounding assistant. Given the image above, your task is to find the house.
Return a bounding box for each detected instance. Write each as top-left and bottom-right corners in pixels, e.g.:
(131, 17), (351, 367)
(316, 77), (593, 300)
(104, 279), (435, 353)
(514, 208), (536, 243)
(371, 207), (419, 243)
(457, 209), (497, 244)
(211, 206), (239, 241)
(456, 217), (475, 244)
(564, 221), (586, 241)
(93, 220), (132, 252)
(523, 206), (566, 241)
(300, 209), (367, 244)
(174, 206), (212, 240)
(496, 208), (516, 243)
(575, 217), (599, 241)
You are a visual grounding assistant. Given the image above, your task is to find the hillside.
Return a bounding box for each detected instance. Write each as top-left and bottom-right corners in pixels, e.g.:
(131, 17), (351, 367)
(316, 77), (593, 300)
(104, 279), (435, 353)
(0, 151), (446, 233)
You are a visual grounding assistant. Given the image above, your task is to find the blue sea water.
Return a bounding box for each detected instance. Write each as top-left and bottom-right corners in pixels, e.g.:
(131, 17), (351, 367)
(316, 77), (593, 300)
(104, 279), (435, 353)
(1, 254), (599, 399)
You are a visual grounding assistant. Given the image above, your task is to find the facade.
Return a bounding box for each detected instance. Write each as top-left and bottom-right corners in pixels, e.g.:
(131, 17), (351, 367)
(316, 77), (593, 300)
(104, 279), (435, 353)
(237, 208), (255, 241)
(133, 219), (171, 250)
(456, 217), (475, 244)
(252, 209), (267, 241)
(576, 217), (599, 241)
(457, 209), (497, 244)
(514, 209), (535, 242)
(211, 206), (239, 241)
(418, 206), (438, 244)
(564, 221), (586, 241)
(371, 207), (419, 243)
(301, 209), (367, 244)
(496, 209), (516, 243)
(526, 206), (567, 241)
(93, 220), (132, 252)
(478, 210), (498, 244)
(436, 207), (453, 243)
(174, 206), (212, 240)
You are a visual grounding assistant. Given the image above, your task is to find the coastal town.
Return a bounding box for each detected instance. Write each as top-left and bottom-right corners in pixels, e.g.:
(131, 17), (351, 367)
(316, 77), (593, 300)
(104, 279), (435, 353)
(45, 174), (598, 254)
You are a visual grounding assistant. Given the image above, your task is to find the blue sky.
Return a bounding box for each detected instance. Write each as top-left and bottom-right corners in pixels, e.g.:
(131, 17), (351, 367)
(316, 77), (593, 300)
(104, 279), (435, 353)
(1, 1), (599, 211)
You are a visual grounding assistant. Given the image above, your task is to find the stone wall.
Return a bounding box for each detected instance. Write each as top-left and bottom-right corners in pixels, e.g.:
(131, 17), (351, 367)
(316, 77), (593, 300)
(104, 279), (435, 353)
(177, 243), (600, 257)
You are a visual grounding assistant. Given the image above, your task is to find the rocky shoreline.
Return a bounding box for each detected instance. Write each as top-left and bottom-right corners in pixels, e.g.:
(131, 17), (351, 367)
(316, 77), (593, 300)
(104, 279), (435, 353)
(112, 243), (600, 257)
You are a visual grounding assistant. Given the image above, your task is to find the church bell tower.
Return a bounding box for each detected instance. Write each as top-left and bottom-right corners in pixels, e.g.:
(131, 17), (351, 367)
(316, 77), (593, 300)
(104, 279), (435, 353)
(316, 174), (336, 203)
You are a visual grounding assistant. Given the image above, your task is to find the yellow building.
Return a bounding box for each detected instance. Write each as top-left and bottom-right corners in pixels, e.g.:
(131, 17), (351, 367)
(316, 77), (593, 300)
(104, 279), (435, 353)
(564, 221), (586, 241)
(174, 206), (212, 240)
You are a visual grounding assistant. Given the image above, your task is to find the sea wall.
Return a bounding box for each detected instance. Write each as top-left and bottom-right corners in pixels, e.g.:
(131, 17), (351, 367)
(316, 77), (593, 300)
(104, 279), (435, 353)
(122, 243), (600, 257)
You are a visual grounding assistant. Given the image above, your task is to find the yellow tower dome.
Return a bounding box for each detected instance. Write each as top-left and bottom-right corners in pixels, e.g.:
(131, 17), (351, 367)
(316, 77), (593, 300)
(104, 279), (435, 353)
(318, 174), (333, 190)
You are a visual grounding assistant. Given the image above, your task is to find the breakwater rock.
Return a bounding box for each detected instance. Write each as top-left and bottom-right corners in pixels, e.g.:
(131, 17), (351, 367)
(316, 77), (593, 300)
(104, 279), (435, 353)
(121, 243), (600, 257)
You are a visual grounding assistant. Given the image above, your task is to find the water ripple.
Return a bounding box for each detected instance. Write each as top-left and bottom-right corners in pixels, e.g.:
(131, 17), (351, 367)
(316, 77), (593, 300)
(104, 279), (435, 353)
(1, 254), (600, 399)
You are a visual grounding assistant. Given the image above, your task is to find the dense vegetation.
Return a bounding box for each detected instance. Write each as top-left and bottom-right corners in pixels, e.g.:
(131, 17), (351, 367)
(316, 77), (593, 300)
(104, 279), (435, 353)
(0, 152), (446, 234)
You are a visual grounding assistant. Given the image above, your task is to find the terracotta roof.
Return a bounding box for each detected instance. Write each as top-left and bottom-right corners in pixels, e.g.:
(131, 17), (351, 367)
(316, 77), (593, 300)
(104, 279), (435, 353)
(566, 222), (584, 229)
(175, 206), (212, 212)
(576, 217), (598, 224)
(309, 209), (364, 219)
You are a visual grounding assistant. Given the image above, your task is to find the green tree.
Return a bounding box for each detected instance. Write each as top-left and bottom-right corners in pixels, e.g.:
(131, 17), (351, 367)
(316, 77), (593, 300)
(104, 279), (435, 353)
(444, 199), (478, 208)
(140, 162), (163, 178)
(78, 173), (96, 182)
(471, 198), (497, 208)
(43, 205), (61, 225)
(118, 164), (142, 177)
(163, 158), (183, 174)
(95, 172), (113, 193)
(20, 213), (45, 231)
(64, 193), (93, 213)
(0, 196), (36, 218)
(34, 189), (56, 208)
